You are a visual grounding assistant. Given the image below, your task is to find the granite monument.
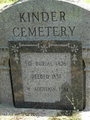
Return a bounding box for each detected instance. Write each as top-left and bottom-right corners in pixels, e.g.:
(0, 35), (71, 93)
(1, 0), (90, 110)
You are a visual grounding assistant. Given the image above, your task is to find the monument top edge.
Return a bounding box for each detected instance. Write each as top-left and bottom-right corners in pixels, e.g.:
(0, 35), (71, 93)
(0, 0), (90, 12)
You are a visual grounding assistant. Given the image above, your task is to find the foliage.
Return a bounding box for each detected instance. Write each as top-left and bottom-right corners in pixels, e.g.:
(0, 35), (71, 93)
(48, 115), (82, 120)
(0, 0), (18, 4)
(48, 117), (60, 120)
(83, 0), (90, 3)
(66, 93), (83, 111)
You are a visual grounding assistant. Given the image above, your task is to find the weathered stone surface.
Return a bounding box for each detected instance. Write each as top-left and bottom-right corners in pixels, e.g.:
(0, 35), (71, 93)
(0, 0), (90, 45)
(21, 53), (71, 103)
(0, 0), (90, 111)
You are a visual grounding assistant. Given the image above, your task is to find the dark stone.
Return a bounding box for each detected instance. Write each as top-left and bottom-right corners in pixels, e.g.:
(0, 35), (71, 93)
(9, 40), (84, 110)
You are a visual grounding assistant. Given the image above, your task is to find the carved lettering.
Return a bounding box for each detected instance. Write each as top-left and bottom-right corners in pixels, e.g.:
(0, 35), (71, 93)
(32, 12), (39, 22)
(21, 27), (27, 37)
(13, 26), (75, 37)
(55, 61), (66, 66)
(68, 26), (75, 36)
(28, 27), (36, 36)
(25, 60), (32, 66)
(38, 27), (44, 36)
(30, 74), (61, 80)
(63, 87), (69, 92)
(36, 61), (53, 66)
(34, 87), (56, 92)
(53, 27), (59, 36)
(21, 53), (71, 102)
(19, 11), (66, 22)
(24, 60), (67, 66)
(51, 12), (57, 22)
(31, 74), (49, 79)
(42, 12), (49, 22)
(13, 11), (77, 38)
(61, 26), (67, 36)
(19, 13), (26, 22)
(52, 74), (61, 79)
(60, 11), (66, 21)
(13, 27), (20, 37)
(45, 27), (52, 36)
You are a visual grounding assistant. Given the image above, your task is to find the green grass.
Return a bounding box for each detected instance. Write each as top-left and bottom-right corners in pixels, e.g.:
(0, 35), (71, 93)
(48, 111), (81, 120)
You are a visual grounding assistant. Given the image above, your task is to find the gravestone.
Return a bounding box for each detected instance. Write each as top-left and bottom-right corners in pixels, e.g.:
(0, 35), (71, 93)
(2, 0), (90, 111)
(7, 0), (84, 110)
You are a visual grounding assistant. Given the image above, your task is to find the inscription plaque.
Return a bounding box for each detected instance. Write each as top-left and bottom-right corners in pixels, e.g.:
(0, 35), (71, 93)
(9, 40), (83, 110)
(21, 53), (71, 102)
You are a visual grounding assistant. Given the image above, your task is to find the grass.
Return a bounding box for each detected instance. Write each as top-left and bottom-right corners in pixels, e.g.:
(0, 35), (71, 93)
(48, 114), (82, 120)
(0, 112), (82, 120)
(47, 109), (82, 120)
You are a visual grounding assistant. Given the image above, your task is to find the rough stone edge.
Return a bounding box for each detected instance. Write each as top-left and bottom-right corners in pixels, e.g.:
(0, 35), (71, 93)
(0, 0), (90, 13)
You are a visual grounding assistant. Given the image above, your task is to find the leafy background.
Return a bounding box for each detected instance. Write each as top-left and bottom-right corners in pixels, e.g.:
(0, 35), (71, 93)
(0, 0), (18, 3)
(0, 0), (90, 3)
